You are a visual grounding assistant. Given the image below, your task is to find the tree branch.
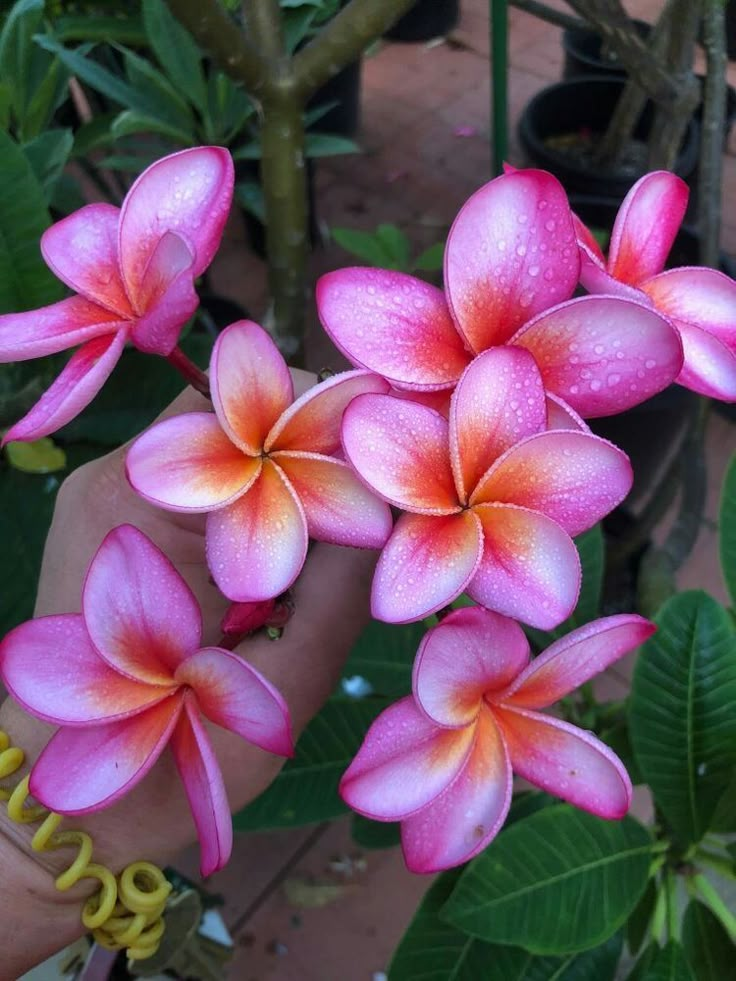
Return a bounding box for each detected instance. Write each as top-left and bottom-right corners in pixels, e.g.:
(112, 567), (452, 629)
(509, 0), (586, 33)
(698, 0), (728, 267)
(243, 0), (287, 65)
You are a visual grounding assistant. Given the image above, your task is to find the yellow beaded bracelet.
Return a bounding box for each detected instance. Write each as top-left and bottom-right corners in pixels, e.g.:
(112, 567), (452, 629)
(0, 728), (170, 961)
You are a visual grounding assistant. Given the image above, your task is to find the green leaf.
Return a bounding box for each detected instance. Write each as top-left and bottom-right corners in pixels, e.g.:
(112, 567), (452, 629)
(376, 223), (411, 269)
(234, 180), (265, 223)
(442, 805), (652, 954)
(233, 698), (388, 830)
(350, 814), (401, 850)
(631, 942), (695, 981)
(506, 790), (557, 826)
(0, 0), (45, 132)
(53, 14), (147, 46)
(6, 436), (66, 474)
(682, 901), (735, 981)
(709, 768), (736, 832)
(72, 112), (118, 157)
(0, 130), (62, 311)
(331, 226), (397, 267)
(342, 617), (425, 698)
(390, 870), (623, 981)
(720, 452), (736, 607)
(304, 132), (360, 157)
(141, 0), (207, 114)
(629, 591), (736, 845)
(413, 240), (446, 271)
(121, 46), (194, 131)
(111, 109), (191, 147)
(627, 877), (658, 957)
(23, 54), (69, 139)
(22, 128), (74, 203)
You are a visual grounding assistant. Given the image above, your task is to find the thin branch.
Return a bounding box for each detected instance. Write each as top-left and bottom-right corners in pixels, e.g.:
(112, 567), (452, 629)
(243, 0), (287, 65)
(698, 0), (728, 267)
(293, 0), (417, 100)
(508, 0), (586, 33)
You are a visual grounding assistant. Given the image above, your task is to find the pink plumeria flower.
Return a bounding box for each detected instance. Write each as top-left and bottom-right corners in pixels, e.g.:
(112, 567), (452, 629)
(341, 607), (654, 873)
(0, 524), (292, 876)
(127, 320), (393, 602)
(0, 147), (234, 442)
(341, 346), (632, 628)
(317, 167), (682, 420)
(575, 171), (736, 401)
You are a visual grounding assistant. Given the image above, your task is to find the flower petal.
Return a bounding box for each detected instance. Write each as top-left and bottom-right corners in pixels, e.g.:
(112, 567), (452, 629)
(206, 459), (308, 602)
(500, 614), (656, 708)
(469, 504), (580, 630)
(0, 295), (124, 362)
(413, 606), (530, 728)
(41, 203), (133, 316)
(3, 330), (126, 443)
(83, 524), (202, 681)
(0, 614), (172, 725)
(273, 452), (392, 548)
(641, 266), (736, 347)
(29, 695), (183, 814)
(572, 210), (606, 264)
(674, 321), (736, 401)
(608, 172), (689, 285)
(372, 511), (483, 624)
(266, 369), (390, 454)
(493, 705), (632, 819)
(119, 146), (233, 297)
(129, 231), (198, 355)
(445, 169), (579, 352)
(339, 696), (474, 821)
(316, 268), (469, 390)
(546, 394), (590, 432)
(472, 430), (632, 536)
(450, 347), (546, 501)
(511, 295), (683, 417)
(401, 706), (512, 872)
(341, 393), (459, 513)
(170, 699), (232, 877)
(126, 413), (261, 513)
(210, 320), (293, 454)
(176, 647), (293, 756)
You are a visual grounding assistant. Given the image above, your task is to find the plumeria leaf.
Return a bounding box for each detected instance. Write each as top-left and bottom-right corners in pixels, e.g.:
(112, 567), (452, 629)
(441, 805), (652, 954)
(350, 814), (401, 850)
(141, 0), (207, 115)
(628, 942), (695, 981)
(233, 698), (389, 830)
(682, 901), (735, 981)
(22, 128), (74, 204)
(709, 768), (736, 833)
(720, 452), (736, 607)
(627, 878), (658, 957)
(413, 241), (446, 272)
(342, 618), (427, 698)
(5, 436), (66, 473)
(629, 591), (736, 845)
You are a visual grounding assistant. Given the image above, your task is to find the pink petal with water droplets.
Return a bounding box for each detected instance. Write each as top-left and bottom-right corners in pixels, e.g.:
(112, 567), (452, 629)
(469, 504), (580, 629)
(673, 320), (736, 401)
(372, 511), (483, 623)
(316, 268), (469, 390)
(30, 695), (183, 814)
(572, 211), (606, 264)
(339, 696), (474, 820)
(0, 614), (173, 725)
(206, 460), (308, 602)
(3, 330), (127, 443)
(641, 267), (736, 349)
(500, 614), (655, 709)
(391, 388), (452, 417)
(511, 295), (683, 417)
(126, 413), (261, 513)
(450, 347), (546, 501)
(342, 394), (459, 514)
(608, 172), (689, 285)
(546, 394), (590, 432)
(273, 452), (392, 548)
(119, 146), (233, 294)
(266, 369), (390, 454)
(578, 250), (644, 300)
(129, 231), (198, 355)
(445, 169), (579, 352)
(210, 321), (293, 454)
(177, 647), (292, 756)
(493, 705), (632, 819)
(402, 706), (512, 872)
(0, 295), (124, 362)
(472, 430), (632, 536)
(41, 204), (132, 316)
(413, 606), (530, 728)
(83, 525), (202, 681)
(170, 698), (232, 877)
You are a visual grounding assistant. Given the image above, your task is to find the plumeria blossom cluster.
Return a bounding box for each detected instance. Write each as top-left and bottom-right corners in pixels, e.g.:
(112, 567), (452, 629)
(1, 149), (734, 876)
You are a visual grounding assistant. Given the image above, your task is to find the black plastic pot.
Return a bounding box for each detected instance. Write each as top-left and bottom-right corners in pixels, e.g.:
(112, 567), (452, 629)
(562, 19), (650, 80)
(518, 76), (700, 202)
(384, 0), (460, 42)
(307, 58), (362, 139)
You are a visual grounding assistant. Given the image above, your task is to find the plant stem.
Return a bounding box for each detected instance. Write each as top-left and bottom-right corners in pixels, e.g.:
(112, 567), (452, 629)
(509, 0), (586, 32)
(665, 869), (679, 941)
(243, 0), (286, 62)
(693, 872), (736, 938)
(650, 880), (667, 943)
(167, 346), (211, 397)
(698, 0), (728, 268)
(490, 0), (509, 176)
(695, 848), (736, 881)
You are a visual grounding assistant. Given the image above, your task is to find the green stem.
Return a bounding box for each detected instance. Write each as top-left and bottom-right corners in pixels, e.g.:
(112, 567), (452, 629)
(693, 873), (736, 939)
(167, 346), (211, 397)
(490, 0), (509, 176)
(695, 848), (736, 881)
(243, 0), (286, 62)
(665, 869), (679, 941)
(650, 880), (667, 943)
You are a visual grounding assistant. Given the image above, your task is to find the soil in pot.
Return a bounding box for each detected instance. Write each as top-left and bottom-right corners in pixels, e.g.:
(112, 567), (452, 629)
(384, 0), (460, 42)
(518, 76), (700, 202)
(562, 19), (650, 80)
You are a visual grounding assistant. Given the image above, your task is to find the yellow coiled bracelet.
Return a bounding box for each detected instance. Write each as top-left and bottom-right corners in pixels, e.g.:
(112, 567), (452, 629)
(0, 728), (171, 961)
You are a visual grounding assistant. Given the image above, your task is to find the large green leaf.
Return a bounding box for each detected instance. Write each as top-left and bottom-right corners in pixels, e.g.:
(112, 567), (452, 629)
(0, 130), (62, 311)
(342, 617), (425, 698)
(629, 591), (736, 845)
(141, 0), (207, 115)
(682, 901), (735, 981)
(232, 698), (388, 830)
(442, 805), (652, 954)
(720, 452), (736, 607)
(630, 942), (695, 981)
(627, 878), (657, 957)
(22, 128), (74, 203)
(0, 0), (47, 137)
(121, 46), (194, 132)
(390, 870), (623, 981)
(709, 768), (736, 832)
